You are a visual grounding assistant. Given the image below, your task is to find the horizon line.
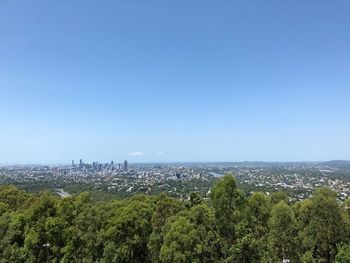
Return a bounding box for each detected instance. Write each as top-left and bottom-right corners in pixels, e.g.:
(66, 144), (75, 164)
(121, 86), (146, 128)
(0, 159), (349, 166)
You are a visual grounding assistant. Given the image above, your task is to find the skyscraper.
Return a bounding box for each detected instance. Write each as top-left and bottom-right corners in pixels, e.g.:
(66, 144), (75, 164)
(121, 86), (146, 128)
(72, 160), (75, 167)
(124, 160), (128, 171)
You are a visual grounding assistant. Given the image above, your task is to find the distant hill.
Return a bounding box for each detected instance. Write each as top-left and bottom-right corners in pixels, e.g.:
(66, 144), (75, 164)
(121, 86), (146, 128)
(319, 160), (350, 169)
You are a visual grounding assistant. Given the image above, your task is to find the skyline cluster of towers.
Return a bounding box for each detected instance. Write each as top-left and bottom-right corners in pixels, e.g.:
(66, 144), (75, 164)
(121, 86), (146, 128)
(71, 159), (128, 171)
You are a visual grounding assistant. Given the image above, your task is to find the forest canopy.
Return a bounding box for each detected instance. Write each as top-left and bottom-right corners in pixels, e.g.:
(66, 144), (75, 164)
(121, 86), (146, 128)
(0, 174), (350, 263)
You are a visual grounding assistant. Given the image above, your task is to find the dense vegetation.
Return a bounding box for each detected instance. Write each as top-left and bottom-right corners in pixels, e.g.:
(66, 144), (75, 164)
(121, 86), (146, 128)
(2, 177), (217, 201)
(0, 174), (350, 262)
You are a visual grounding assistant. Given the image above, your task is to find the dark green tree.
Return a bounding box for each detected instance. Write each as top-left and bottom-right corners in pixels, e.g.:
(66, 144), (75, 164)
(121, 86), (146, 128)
(189, 192), (202, 207)
(299, 188), (348, 262)
(148, 193), (183, 262)
(103, 197), (155, 263)
(210, 174), (237, 244)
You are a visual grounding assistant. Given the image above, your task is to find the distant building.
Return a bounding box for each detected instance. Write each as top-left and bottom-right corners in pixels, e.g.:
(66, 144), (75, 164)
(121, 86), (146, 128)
(72, 160), (75, 167)
(124, 160), (128, 171)
(92, 162), (98, 170)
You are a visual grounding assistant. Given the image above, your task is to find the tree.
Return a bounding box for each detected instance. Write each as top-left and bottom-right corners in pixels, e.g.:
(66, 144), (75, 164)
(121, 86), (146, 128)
(299, 188), (348, 262)
(103, 197), (155, 263)
(2, 182), (350, 263)
(301, 251), (316, 263)
(0, 202), (8, 216)
(160, 216), (200, 263)
(210, 174), (237, 244)
(189, 192), (202, 207)
(159, 203), (219, 263)
(187, 204), (220, 262)
(235, 192), (271, 262)
(246, 192), (271, 239)
(231, 233), (261, 263)
(336, 244), (350, 263)
(268, 201), (299, 262)
(148, 193), (183, 262)
(270, 192), (289, 205)
(102, 241), (118, 263)
(0, 186), (34, 211)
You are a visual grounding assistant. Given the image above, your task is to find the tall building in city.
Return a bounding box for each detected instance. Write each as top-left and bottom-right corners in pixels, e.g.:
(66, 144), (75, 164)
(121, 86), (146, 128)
(124, 160), (128, 171)
(72, 160), (75, 167)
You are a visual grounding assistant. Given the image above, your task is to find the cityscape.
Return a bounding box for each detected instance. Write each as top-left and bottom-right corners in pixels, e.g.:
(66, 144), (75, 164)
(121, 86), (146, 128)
(1, 160), (350, 201)
(1, 0), (350, 262)
(71, 159), (129, 172)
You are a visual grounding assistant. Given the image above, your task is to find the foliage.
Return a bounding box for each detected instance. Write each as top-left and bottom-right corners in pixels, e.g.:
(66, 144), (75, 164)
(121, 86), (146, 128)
(0, 176), (349, 262)
(336, 244), (350, 263)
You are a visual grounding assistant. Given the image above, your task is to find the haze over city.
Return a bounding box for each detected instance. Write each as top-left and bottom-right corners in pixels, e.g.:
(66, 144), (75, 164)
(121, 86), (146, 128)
(1, 0), (350, 164)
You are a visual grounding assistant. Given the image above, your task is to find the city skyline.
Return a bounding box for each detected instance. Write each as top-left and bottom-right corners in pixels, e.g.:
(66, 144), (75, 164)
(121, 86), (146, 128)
(1, 1), (350, 164)
(2, 159), (350, 167)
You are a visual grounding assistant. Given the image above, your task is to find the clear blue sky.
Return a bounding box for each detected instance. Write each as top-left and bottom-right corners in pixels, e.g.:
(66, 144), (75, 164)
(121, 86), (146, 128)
(1, 0), (350, 164)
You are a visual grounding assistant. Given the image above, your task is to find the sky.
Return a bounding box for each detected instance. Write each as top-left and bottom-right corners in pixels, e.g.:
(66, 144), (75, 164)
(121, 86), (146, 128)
(0, 0), (350, 164)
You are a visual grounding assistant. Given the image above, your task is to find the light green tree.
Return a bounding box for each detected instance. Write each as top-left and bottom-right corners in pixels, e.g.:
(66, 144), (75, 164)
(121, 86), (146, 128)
(336, 244), (350, 263)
